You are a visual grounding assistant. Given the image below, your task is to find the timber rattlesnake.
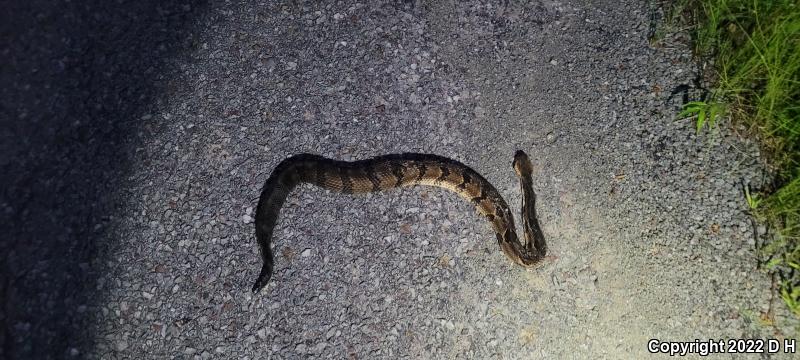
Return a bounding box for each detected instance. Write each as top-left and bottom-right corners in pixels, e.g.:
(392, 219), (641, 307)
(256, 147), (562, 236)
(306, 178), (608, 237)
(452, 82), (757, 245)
(252, 151), (547, 292)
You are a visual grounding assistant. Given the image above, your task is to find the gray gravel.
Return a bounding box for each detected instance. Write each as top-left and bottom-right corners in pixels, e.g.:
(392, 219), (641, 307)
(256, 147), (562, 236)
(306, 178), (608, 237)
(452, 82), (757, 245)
(2, 0), (798, 359)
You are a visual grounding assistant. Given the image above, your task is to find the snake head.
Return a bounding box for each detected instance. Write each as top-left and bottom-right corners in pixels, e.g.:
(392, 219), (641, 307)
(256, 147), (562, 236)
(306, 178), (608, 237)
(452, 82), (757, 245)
(512, 150), (533, 178)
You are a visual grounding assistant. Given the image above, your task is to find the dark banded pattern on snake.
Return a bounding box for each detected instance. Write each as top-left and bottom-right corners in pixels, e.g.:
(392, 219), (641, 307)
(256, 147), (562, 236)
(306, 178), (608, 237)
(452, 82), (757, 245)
(252, 151), (547, 292)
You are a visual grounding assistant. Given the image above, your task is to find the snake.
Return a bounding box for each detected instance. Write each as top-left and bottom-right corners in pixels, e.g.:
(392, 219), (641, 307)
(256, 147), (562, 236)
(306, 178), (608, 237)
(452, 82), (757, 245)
(252, 150), (547, 292)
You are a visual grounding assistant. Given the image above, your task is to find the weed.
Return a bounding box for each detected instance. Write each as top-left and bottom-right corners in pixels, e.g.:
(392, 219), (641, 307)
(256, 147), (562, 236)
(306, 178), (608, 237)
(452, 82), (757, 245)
(665, 0), (800, 317)
(677, 100), (725, 132)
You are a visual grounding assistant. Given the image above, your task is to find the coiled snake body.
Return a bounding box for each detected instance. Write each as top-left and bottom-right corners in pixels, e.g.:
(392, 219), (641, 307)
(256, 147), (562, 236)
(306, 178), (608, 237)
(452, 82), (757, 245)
(253, 151), (547, 292)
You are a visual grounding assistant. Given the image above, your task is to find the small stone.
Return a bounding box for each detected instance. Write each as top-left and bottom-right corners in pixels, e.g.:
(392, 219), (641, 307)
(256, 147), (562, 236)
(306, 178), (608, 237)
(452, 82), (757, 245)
(242, 214), (253, 223)
(549, 59), (558, 65)
(546, 132), (556, 143)
(301, 248), (312, 257)
(183, 347), (196, 355)
(264, 58), (276, 71)
(115, 340), (128, 352)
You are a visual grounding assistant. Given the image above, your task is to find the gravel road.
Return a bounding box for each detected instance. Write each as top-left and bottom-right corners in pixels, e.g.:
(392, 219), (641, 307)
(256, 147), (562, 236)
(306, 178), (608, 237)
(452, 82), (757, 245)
(3, 0), (798, 358)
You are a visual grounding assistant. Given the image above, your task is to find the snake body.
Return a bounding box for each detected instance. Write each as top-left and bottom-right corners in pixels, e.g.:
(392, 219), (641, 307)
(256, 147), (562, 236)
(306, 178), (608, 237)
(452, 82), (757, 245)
(252, 151), (546, 292)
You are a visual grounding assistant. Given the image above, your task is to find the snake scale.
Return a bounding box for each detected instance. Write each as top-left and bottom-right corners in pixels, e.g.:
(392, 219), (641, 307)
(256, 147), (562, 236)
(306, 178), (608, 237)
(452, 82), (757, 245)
(252, 150), (547, 292)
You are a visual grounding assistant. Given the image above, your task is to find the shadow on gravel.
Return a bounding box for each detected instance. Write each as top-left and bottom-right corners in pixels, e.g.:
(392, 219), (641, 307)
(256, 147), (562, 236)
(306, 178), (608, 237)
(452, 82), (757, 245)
(0, 1), (206, 357)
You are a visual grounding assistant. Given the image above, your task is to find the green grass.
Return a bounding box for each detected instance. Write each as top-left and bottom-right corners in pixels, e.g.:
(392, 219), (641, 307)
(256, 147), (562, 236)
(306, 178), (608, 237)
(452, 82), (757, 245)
(664, 0), (800, 318)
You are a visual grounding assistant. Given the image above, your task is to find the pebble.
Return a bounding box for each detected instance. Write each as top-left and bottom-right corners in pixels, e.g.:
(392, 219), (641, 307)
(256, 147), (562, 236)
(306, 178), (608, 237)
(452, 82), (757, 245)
(313, 342), (327, 352)
(115, 340), (129, 352)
